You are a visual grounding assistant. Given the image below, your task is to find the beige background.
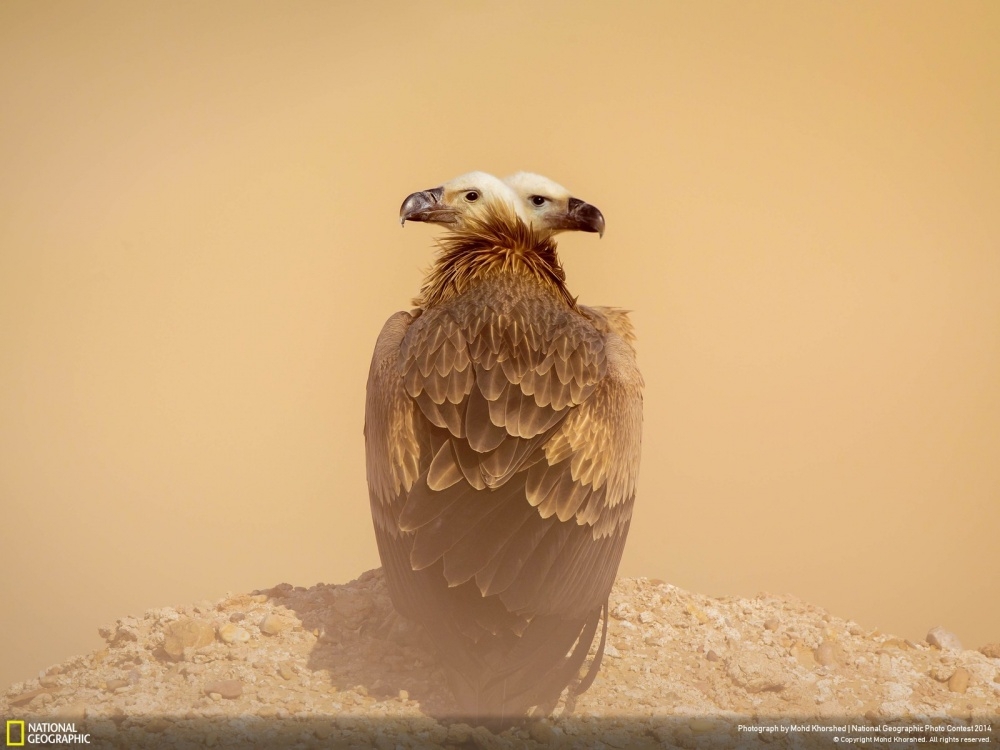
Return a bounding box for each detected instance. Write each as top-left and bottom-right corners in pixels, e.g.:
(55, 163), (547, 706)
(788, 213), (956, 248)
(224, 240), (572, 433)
(1, 1), (998, 691)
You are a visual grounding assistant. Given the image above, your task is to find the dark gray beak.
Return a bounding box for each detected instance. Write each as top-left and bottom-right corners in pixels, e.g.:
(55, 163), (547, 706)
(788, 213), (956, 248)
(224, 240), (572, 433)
(400, 186), (456, 226)
(564, 197), (606, 237)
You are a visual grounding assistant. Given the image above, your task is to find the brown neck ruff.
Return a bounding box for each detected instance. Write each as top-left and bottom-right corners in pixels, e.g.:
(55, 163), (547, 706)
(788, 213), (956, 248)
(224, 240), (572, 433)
(413, 204), (576, 310)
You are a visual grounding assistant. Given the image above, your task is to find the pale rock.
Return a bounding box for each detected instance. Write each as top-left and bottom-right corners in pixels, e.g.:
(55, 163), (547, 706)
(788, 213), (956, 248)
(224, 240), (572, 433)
(978, 642), (1000, 659)
(314, 724), (332, 739)
(926, 626), (962, 651)
(54, 701), (87, 721)
(793, 642), (817, 668)
(726, 651), (790, 693)
(259, 614), (291, 636)
(163, 618), (215, 660)
(145, 718), (171, 732)
(948, 667), (970, 693)
(528, 719), (555, 744)
(203, 679), (243, 699)
(814, 641), (839, 667)
(930, 664), (953, 682)
(217, 622), (250, 644)
(9, 688), (51, 707)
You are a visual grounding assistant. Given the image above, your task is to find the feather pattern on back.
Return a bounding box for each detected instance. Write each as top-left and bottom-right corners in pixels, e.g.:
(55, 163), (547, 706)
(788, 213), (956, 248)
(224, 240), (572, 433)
(365, 195), (642, 726)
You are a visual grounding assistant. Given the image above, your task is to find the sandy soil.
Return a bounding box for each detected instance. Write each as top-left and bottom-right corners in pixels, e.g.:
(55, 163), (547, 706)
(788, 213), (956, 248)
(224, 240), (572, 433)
(3, 569), (997, 748)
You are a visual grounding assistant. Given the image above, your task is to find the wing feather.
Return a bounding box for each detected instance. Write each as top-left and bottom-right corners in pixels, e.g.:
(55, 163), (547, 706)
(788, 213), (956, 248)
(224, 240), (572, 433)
(465, 386), (507, 452)
(426, 440), (464, 492)
(476, 516), (559, 597)
(367, 284), (642, 721)
(365, 311), (426, 519)
(475, 361), (509, 401)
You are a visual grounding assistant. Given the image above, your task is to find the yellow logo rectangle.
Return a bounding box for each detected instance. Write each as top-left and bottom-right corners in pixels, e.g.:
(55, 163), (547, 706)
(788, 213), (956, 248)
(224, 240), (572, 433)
(6, 719), (26, 746)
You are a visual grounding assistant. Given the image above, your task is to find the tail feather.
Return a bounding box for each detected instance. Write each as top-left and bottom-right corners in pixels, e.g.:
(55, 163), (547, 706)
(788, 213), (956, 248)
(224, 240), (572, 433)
(573, 600), (609, 695)
(430, 599), (608, 727)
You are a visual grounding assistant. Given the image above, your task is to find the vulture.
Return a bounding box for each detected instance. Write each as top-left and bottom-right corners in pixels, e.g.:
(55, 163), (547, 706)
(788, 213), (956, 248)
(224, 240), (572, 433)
(503, 171), (607, 238)
(365, 170), (642, 726)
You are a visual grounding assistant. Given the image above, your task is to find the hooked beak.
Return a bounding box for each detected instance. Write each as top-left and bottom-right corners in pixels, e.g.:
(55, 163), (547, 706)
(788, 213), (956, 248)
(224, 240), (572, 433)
(399, 186), (457, 226)
(562, 197), (606, 237)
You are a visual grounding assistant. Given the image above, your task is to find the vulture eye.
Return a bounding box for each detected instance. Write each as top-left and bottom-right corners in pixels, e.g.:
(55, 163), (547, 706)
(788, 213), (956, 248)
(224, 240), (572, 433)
(464, 191), (479, 202)
(530, 195), (547, 207)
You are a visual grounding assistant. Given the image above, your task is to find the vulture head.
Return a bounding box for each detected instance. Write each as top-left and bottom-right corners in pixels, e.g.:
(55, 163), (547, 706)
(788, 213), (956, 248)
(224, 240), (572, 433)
(399, 171), (525, 228)
(504, 172), (605, 237)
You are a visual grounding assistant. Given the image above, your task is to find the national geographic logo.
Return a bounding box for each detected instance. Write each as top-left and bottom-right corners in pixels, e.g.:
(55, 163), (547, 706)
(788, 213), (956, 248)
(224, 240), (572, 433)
(5, 721), (91, 745)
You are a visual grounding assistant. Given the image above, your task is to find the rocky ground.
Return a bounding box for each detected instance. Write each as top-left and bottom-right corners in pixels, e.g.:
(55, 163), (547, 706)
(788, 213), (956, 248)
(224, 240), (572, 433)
(3, 570), (997, 749)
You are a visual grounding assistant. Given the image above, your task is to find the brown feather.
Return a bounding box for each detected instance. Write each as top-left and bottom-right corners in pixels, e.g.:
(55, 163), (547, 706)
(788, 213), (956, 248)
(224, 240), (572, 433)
(364, 196), (642, 726)
(412, 202), (577, 310)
